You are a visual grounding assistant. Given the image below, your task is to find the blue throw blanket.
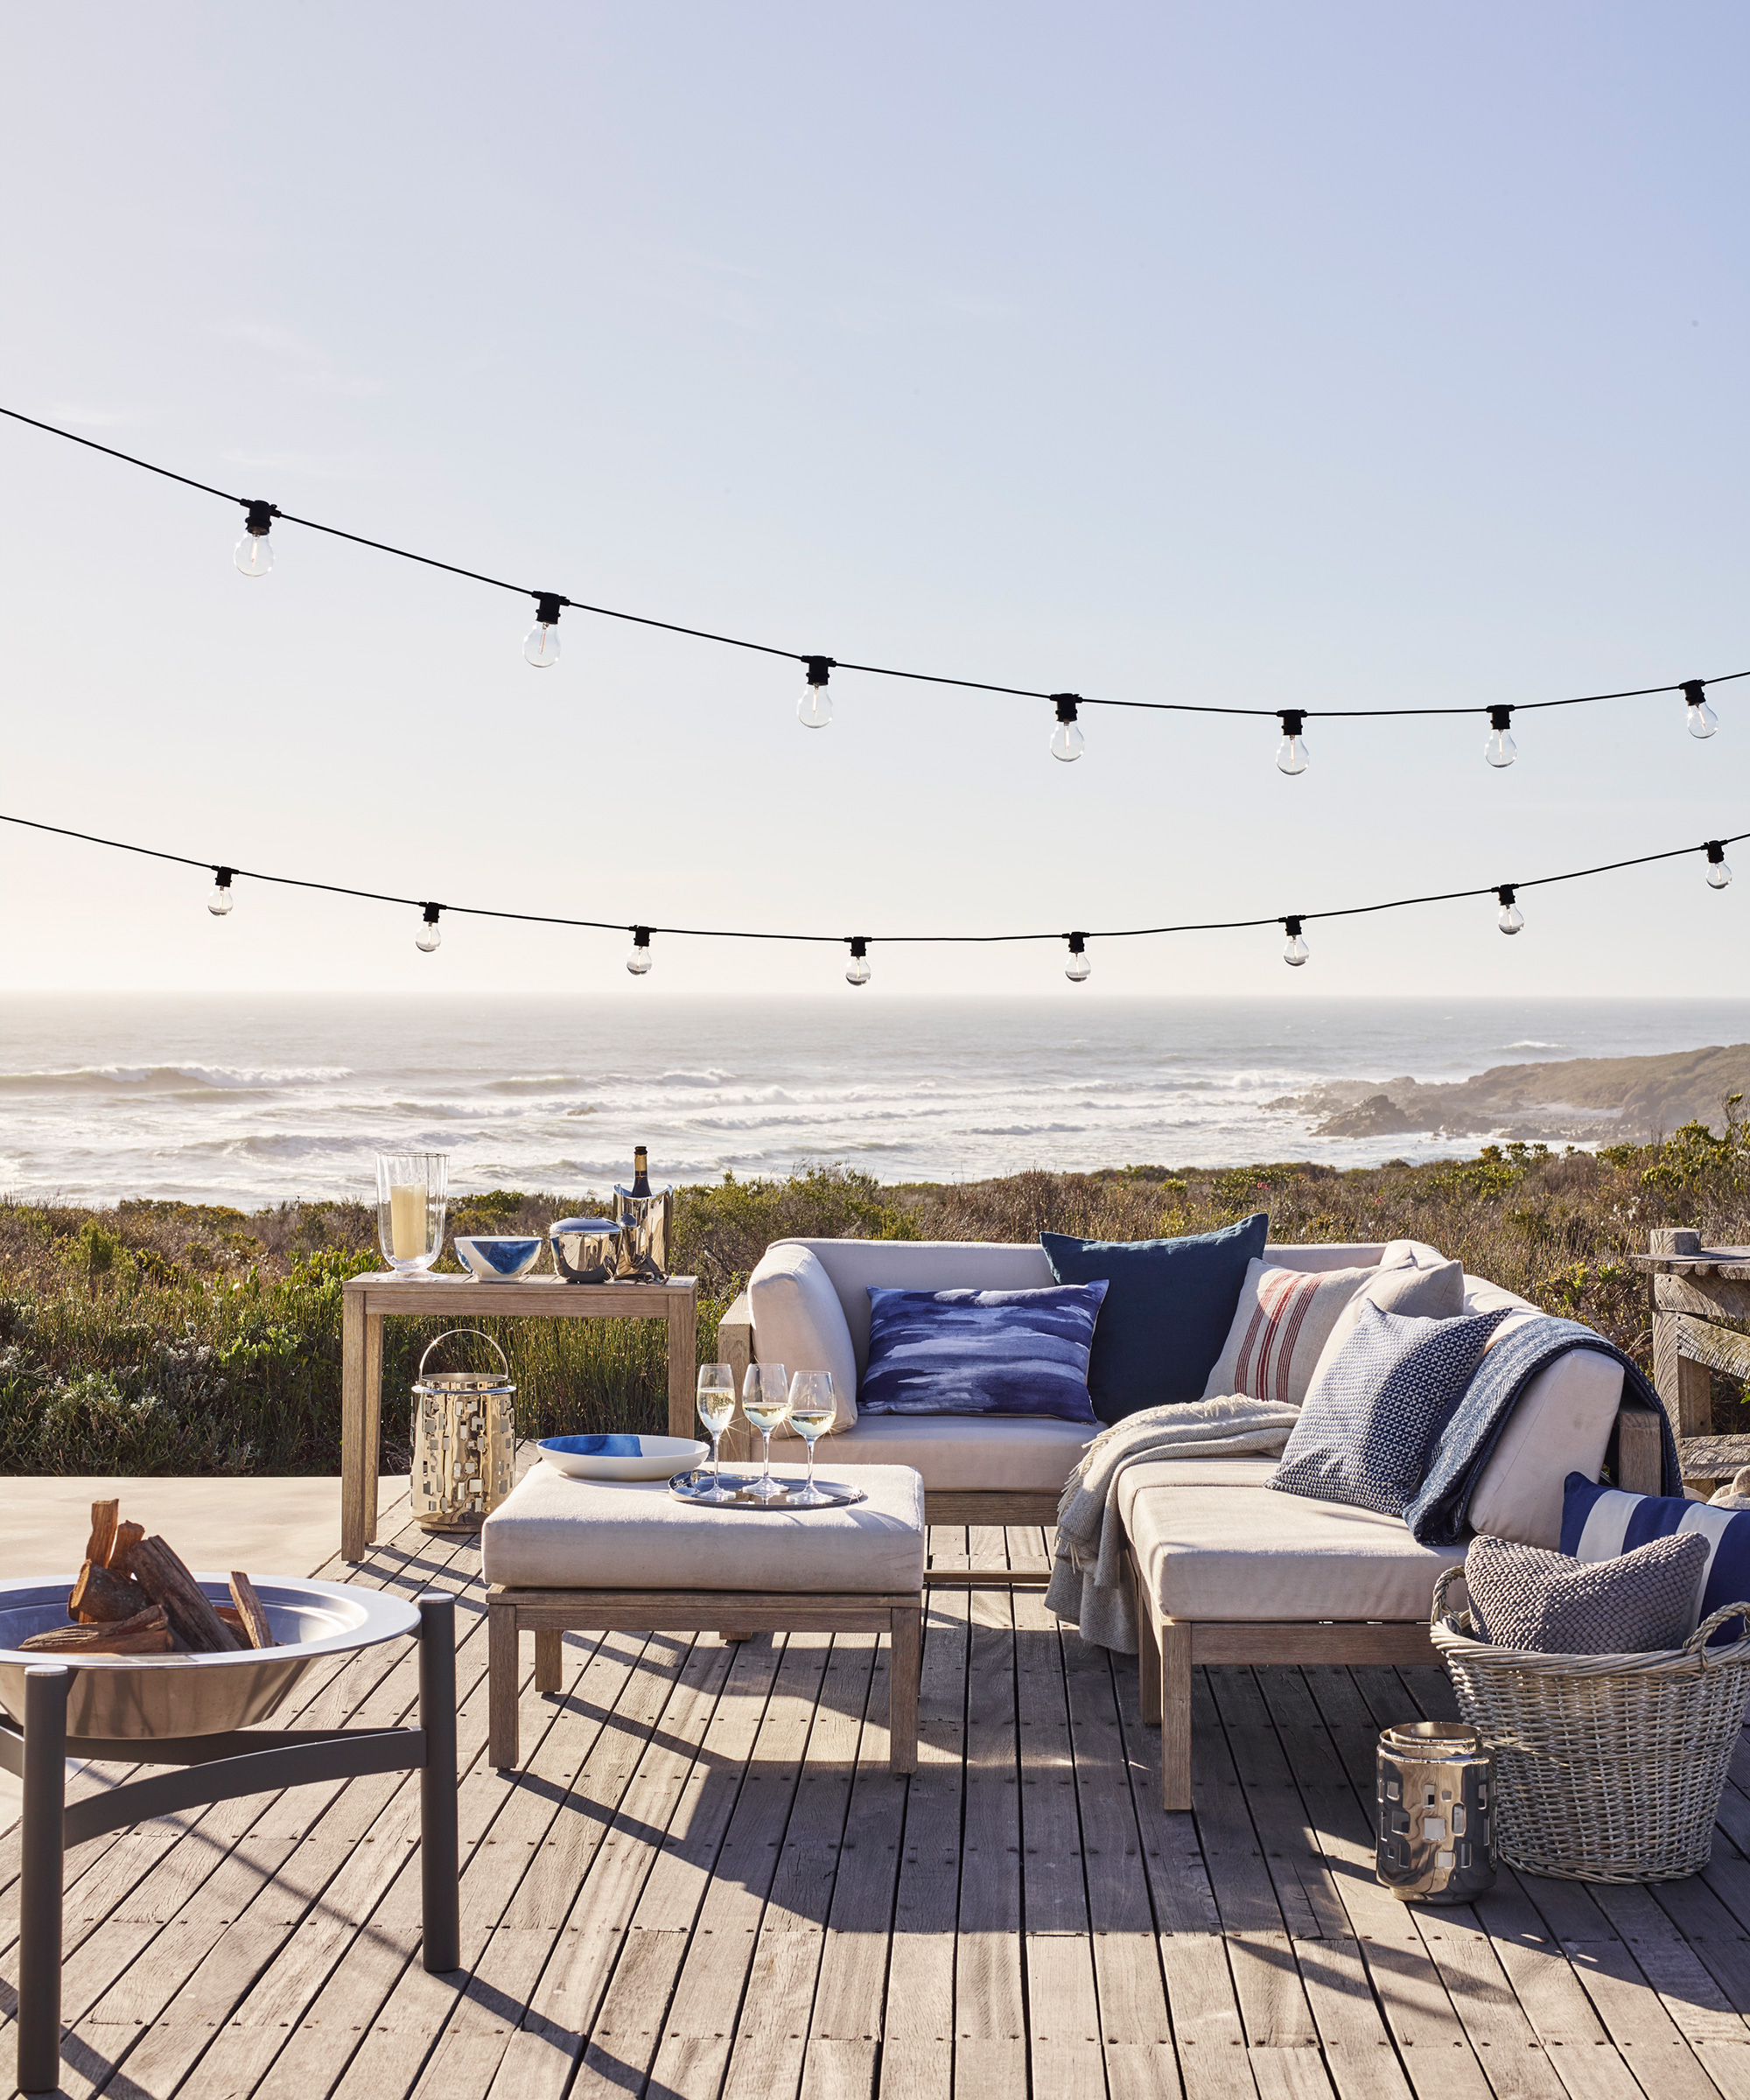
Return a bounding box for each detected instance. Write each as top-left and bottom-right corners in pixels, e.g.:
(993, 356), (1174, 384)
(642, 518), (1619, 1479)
(1403, 1315), (1682, 1546)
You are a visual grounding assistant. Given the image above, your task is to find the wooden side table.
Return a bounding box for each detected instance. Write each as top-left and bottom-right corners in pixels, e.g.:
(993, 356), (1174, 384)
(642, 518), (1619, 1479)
(340, 1272), (698, 1559)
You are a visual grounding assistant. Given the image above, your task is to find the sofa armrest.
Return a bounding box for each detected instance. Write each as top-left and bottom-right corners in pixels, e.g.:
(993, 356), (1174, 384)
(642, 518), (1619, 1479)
(1616, 1405), (1663, 1496)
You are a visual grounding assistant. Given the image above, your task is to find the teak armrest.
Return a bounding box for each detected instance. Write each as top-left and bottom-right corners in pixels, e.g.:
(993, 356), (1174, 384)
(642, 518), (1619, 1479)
(1614, 1402), (1663, 1496)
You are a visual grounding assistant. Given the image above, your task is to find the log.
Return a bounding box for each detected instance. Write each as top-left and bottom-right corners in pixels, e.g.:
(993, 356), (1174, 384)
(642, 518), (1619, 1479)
(85, 1498), (119, 1568)
(109, 1520), (145, 1573)
(228, 1572), (274, 1649)
(22, 1605), (171, 1655)
(215, 1604), (246, 1635)
(125, 1535), (242, 1653)
(69, 1558), (150, 1625)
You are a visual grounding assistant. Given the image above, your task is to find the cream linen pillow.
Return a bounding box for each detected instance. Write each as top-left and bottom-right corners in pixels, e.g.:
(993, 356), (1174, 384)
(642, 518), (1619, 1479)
(1200, 1257), (1375, 1408)
(1306, 1255), (1466, 1391)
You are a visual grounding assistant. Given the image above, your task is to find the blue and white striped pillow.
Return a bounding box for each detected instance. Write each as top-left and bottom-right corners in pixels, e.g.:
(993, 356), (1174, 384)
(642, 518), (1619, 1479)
(1561, 1473), (1750, 1640)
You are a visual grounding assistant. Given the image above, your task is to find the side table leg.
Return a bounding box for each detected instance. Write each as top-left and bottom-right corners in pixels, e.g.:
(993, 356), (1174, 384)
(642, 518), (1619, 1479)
(18, 1662), (69, 2096)
(361, 1310), (384, 1550)
(341, 1288), (368, 1561)
(417, 1594), (460, 1974)
(888, 1604), (920, 1775)
(667, 1292), (697, 1442)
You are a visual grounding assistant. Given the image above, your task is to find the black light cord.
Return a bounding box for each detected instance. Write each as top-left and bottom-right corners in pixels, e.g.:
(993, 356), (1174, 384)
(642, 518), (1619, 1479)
(3, 404), (1743, 722)
(1, 808), (1741, 948)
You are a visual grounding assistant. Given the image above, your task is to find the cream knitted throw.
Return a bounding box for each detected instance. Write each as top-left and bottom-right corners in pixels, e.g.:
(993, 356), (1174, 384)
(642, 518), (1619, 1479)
(1044, 1393), (1300, 1652)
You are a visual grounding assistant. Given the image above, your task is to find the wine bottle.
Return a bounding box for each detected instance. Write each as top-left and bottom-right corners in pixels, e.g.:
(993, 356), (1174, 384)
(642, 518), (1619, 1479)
(631, 1146), (652, 1198)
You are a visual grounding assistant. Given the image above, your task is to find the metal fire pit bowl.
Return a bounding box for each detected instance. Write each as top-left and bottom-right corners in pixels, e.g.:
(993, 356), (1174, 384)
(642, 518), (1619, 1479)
(0, 1575), (421, 1740)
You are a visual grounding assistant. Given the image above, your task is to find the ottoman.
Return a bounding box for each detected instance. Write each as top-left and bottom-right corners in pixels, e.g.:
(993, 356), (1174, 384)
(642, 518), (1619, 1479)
(481, 1461), (926, 1771)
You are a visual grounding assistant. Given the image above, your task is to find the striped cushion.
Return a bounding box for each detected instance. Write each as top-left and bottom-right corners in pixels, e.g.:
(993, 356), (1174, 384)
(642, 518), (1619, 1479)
(1562, 1473), (1750, 1642)
(1200, 1257), (1374, 1408)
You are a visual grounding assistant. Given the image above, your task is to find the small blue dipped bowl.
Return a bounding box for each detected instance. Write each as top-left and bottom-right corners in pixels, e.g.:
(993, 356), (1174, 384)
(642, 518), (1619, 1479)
(455, 1235), (544, 1283)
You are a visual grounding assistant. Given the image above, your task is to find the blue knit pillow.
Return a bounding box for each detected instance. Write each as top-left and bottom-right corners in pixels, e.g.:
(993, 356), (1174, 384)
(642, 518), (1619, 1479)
(859, 1282), (1107, 1423)
(1270, 1301), (1512, 1515)
(1562, 1474), (1750, 1642)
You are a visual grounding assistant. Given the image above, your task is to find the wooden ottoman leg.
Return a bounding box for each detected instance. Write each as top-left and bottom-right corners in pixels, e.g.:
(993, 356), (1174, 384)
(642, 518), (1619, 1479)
(1159, 1619), (1193, 1813)
(488, 1593), (520, 1769)
(888, 1602), (921, 1774)
(535, 1628), (563, 1695)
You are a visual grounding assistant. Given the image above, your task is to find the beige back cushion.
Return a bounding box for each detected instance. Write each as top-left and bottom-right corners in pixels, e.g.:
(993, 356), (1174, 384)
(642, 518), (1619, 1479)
(1467, 1349), (1623, 1548)
(776, 1239), (1054, 1373)
(746, 1242), (862, 1429)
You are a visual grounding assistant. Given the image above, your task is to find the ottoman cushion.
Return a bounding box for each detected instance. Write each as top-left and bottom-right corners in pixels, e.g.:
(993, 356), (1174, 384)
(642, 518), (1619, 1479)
(482, 1460), (925, 1592)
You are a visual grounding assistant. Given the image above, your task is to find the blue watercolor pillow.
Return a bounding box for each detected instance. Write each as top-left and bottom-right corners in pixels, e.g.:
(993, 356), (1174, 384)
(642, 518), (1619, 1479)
(858, 1282), (1109, 1424)
(1041, 1214), (1268, 1423)
(1270, 1302), (1512, 1515)
(1562, 1474), (1747, 1642)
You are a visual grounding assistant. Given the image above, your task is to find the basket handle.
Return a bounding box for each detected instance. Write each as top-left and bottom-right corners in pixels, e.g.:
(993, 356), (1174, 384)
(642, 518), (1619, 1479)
(1431, 1564), (1466, 1628)
(1684, 1601), (1750, 1663)
(417, 1327), (510, 1381)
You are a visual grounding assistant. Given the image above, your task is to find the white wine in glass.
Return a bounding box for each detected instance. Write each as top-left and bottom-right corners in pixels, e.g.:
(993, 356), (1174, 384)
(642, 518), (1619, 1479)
(740, 1362), (792, 1501)
(786, 1371), (836, 1505)
(696, 1364), (738, 1502)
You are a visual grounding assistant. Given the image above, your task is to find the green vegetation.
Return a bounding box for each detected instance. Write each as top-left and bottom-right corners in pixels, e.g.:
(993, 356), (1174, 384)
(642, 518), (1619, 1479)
(4, 1130), (1747, 1476)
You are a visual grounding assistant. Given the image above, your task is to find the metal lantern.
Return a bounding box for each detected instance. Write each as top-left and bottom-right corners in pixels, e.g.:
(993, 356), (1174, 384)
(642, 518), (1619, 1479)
(1376, 1721), (1497, 1902)
(410, 1328), (516, 1531)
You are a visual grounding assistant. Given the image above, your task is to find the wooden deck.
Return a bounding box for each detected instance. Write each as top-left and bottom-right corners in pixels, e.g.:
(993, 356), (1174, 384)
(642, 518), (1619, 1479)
(9, 1508), (1750, 2100)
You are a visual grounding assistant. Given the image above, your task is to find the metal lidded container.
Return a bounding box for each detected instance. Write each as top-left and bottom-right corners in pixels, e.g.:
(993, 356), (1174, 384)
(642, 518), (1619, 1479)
(1376, 1720), (1496, 1901)
(550, 1215), (621, 1284)
(410, 1328), (515, 1530)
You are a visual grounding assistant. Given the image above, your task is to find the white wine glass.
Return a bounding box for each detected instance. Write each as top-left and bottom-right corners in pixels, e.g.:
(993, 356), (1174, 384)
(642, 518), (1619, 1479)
(696, 1364), (738, 1502)
(740, 1362), (792, 1502)
(786, 1371), (836, 1506)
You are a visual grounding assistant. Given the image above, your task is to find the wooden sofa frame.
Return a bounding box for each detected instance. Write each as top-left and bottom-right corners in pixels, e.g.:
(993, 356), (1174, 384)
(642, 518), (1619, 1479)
(1128, 1404), (1665, 1810)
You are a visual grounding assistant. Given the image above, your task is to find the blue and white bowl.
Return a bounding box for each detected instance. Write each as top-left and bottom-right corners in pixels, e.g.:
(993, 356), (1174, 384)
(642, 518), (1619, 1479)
(455, 1235), (544, 1283)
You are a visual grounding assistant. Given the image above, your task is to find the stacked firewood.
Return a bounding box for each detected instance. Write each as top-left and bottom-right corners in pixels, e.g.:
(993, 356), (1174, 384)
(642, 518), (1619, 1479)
(20, 1499), (276, 1656)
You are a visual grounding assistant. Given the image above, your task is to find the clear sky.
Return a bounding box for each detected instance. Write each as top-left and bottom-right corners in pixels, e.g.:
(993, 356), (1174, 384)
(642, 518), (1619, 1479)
(2, 4), (1746, 998)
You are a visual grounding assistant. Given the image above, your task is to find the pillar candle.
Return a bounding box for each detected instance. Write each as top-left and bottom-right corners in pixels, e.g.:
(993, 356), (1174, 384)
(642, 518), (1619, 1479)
(390, 1184), (426, 1260)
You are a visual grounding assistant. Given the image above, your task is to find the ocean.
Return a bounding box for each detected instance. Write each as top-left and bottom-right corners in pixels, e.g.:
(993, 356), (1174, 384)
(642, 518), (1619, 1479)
(1, 993), (1746, 1210)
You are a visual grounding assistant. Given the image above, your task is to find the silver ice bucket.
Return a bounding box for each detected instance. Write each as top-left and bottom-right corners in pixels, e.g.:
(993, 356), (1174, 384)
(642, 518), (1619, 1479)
(613, 1185), (673, 1281)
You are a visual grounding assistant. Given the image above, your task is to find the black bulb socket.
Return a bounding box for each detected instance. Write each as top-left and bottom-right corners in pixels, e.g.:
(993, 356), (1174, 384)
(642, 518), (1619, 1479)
(533, 592), (564, 628)
(1068, 932), (1086, 956)
(848, 936), (868, 960)
(1278, 710), (1306, 738)
(1496, 885), (1516, 908)
(631, 926), (651, 950)
(422, 902), (442, 928)
(803, 655), (835, 689)
(1053, 694), (1082, 724)
(1282, 915), (1304, 937)
(1489, 705), (1514, 731)
(1707, 841), (1728, 865)
(213, 866), (234, 891)
(1683, 680), (1707, 707)
(242, 500), (276, 537)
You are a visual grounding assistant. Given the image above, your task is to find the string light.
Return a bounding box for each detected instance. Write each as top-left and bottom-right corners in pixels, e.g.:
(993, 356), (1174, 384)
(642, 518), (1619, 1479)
(1277, 711), (1308, 776)
(1282, 916), (1308, 966)
(799, 656), (835, 730)
(1707, 840), (1733, 889)
(208, 866), (234, 916)
(1684, 680), (1718, 738)
(416, 902), (442, 953)
(1065, 932), (1090, 982)
(1486, 705), (1516, 769)
(626, 926), (652, 976)
(4, 410), (1741, 764)
(845, 936), (871, 986)
(1496, 885), (1524, 935)
(234, 500), (276, 579)
(1050, 695), (1085, 763)
(524, 593), (564, 669)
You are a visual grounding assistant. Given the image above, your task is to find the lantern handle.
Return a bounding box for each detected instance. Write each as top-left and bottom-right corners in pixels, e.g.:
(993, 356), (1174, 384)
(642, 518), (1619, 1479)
(417, 1328), (510, 1381)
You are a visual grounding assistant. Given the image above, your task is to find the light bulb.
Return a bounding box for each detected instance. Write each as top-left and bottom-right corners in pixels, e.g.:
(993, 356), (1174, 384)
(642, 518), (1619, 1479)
(1684, 680), (1718, 738)
(1276, 710), (1308, 776)
(524, 592), (564, 669)
(208, 868), (234, 916)
(1485, 705), (1517, 768)
(416, 904), (442, 953)
(1051, 695), (1084, 763)
(1707, 841), (1733, 889)
(1064, 934), (1090, 982)
(627, 927), (652, 975)
(1496, 886), (1523, 935)
(1282, 918), (1308, 967)
(234, 500), (275, 578)
(799, 655), (834, 729)
(845, 938), (871, 986)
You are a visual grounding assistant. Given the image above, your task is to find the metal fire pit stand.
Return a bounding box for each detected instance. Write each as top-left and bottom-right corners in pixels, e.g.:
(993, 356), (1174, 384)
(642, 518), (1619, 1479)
(2, 1592), (459, 2096)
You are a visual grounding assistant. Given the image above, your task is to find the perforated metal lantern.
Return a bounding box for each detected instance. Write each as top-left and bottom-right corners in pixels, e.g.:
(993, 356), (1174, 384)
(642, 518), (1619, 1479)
(1376, 1721), (1496, 1901)
(410, 1328), (516, 1531)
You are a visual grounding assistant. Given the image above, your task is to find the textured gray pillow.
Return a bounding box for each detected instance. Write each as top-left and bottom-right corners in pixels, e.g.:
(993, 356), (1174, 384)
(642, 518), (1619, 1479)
(1465, 1531), (1709, 1654)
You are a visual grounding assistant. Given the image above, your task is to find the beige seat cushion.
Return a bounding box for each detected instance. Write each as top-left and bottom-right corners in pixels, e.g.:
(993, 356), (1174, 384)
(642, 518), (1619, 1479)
(746, 1242), (861, 1428)
(482, 1460), (925, 1592)
(1121, 1474), (1464, 1621)
(1468, 1349), (1623, 1547)
(773, 1410), (1096, 1494)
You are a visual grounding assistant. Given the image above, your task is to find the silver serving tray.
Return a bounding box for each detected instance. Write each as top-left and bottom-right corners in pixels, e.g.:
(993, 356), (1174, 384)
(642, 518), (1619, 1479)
(0, 1575), (421, 1739)
(669, 1472), (867, 1511)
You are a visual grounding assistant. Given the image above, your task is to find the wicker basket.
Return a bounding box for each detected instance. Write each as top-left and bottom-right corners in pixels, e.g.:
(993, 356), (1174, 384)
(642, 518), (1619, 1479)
(1430, 1566), (1750, 1883)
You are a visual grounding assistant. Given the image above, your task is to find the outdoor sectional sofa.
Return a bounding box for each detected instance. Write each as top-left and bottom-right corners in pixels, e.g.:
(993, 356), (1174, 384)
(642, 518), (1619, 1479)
(713, 1236), (1667, 1807)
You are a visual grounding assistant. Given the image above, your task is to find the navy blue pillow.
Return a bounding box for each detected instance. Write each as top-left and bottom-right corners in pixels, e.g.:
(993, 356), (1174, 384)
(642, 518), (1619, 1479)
(1562, 1474), (1746, 1642)
(1270, 1301), (1512, 1515)
(859, 1282), (1108, 1424)
(1041, 1214), (1268, 1424)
